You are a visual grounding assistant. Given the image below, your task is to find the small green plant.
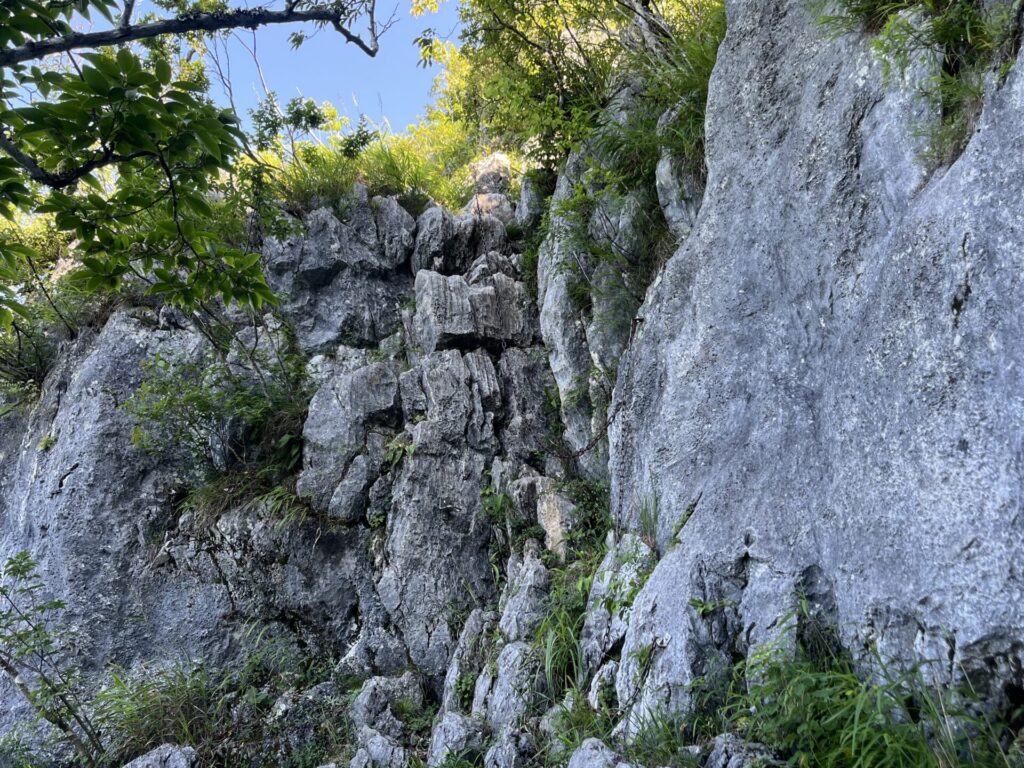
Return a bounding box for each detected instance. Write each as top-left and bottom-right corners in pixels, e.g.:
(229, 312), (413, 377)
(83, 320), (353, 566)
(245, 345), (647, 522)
(0, 214), (112, 397)
(544, 688), (617, 760)
(37, 434), (56, 452)
(0, 733), (49, 768)
(384, 434), (417, 469)
(688, 597), (735, 618)
(394, 695), (438, 742)
(455, 672), (477, 712)
(481, 485), (514, 524)
(638, 495), (660, 552)
(671, 496), (699, 543)
(559, 478), (613, 554)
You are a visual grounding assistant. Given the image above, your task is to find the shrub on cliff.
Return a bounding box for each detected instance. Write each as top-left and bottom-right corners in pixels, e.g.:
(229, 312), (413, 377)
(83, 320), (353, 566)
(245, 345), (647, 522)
(820, 0), (1021, 163)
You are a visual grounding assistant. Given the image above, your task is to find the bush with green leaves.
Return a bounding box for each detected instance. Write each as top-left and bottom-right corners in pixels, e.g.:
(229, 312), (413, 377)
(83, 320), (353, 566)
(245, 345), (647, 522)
(418, 0), (725, 173)
(0, 552), (106, 767)
(0, 214), (119, 397)
(125, 330), (310, 520)
(94, 635), (351, 767)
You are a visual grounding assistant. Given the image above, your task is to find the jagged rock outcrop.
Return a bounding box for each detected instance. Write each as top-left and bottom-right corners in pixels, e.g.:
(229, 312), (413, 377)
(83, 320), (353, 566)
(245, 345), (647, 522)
(263, 190), (415, 354)
(3, 0), (1024, 760)
(0, 312), (230, 734)
(0, 156), (553, 759)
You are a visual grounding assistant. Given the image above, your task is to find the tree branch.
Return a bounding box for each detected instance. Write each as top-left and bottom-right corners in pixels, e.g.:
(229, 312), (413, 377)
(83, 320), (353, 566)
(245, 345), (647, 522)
(0, 4), (379, 68)
(119, 0), (135, 29)
(0, 130), (151, 189)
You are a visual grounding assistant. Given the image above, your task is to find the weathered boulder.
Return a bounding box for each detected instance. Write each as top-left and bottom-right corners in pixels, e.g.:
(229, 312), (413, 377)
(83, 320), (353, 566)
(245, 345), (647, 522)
(121, 744), (197, 768)
(703, 734), (780, 768)
(263, 200), (411, 354)
(412, 206), (474, 275)
(496, 347), (555, 463)
(413, 270), (536, 354)
(372, 195), (417, 267)
(464, 193), (515, 224)
(514, 174), (546, 231)
(427, 711), (485, 767)
(483, 728), (535, 768)
(349, 672), (422, 739)
(349, 726), (407, 768)
(470, 153), (513, 194)
(484, 641), (539, 732)
(565, 739), (631, 768)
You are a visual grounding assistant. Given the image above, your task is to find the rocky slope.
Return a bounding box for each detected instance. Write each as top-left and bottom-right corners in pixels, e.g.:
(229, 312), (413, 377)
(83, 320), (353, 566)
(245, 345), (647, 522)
(2, 0), (1024, 765)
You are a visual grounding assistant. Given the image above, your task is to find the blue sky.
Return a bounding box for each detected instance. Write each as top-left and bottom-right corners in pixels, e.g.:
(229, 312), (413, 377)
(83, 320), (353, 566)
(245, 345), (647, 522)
(211, 2), (462, 132)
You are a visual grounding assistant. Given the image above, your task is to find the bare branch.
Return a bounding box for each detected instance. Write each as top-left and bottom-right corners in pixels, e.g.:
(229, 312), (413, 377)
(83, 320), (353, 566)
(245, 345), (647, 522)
(0, 4), (379, 68)
(119, 0), (135, 29)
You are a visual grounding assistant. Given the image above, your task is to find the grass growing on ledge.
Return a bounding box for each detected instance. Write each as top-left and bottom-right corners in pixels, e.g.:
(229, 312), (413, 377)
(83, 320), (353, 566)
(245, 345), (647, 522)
(818, 0), (1021, 164)
(95, 637), (352, 768)
(732, 648), (1024, 766)
(540, 597), (1024, 768)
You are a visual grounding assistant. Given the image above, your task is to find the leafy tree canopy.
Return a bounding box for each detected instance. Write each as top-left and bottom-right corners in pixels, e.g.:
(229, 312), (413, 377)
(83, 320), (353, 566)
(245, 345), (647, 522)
(0, 0), (385, 327)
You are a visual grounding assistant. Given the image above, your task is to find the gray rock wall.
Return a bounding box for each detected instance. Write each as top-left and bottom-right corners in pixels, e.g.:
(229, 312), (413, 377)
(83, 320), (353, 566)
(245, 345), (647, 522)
(607, 0), (1024, 723)
(2, 0), (1024, 761)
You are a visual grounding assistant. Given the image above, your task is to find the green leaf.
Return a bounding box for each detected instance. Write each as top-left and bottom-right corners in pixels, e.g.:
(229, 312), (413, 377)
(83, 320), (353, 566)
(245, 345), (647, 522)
(154, 58), (172, 85)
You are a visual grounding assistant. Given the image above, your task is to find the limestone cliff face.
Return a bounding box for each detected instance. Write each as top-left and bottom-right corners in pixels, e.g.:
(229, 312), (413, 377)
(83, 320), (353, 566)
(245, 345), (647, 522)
(605, 0), (1024, 724)
(1, 0), (1023, 764)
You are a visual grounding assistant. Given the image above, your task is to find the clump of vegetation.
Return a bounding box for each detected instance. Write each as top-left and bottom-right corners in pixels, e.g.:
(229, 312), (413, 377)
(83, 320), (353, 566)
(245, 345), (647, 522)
(731, 642), (1024, 766)
(418, 0), (725, 175)
(384, 433), (417, 469)
(252, 94), (490, 219)
(534, 557), (598, 705)
(95, 638), (351, 768)
(0, 214), (111, 400)
(482, 481), (547, 570)
(125, 329), (311, 523)
(532, 479), (611, 706)
(560, 478), (613, 552)
(820, 0), (1021, 164)
(392, 695), (440, 759)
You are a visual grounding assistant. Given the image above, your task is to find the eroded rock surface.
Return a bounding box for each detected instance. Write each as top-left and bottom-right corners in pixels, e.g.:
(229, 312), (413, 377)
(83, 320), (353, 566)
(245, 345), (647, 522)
(609, 0), (1024, 723)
